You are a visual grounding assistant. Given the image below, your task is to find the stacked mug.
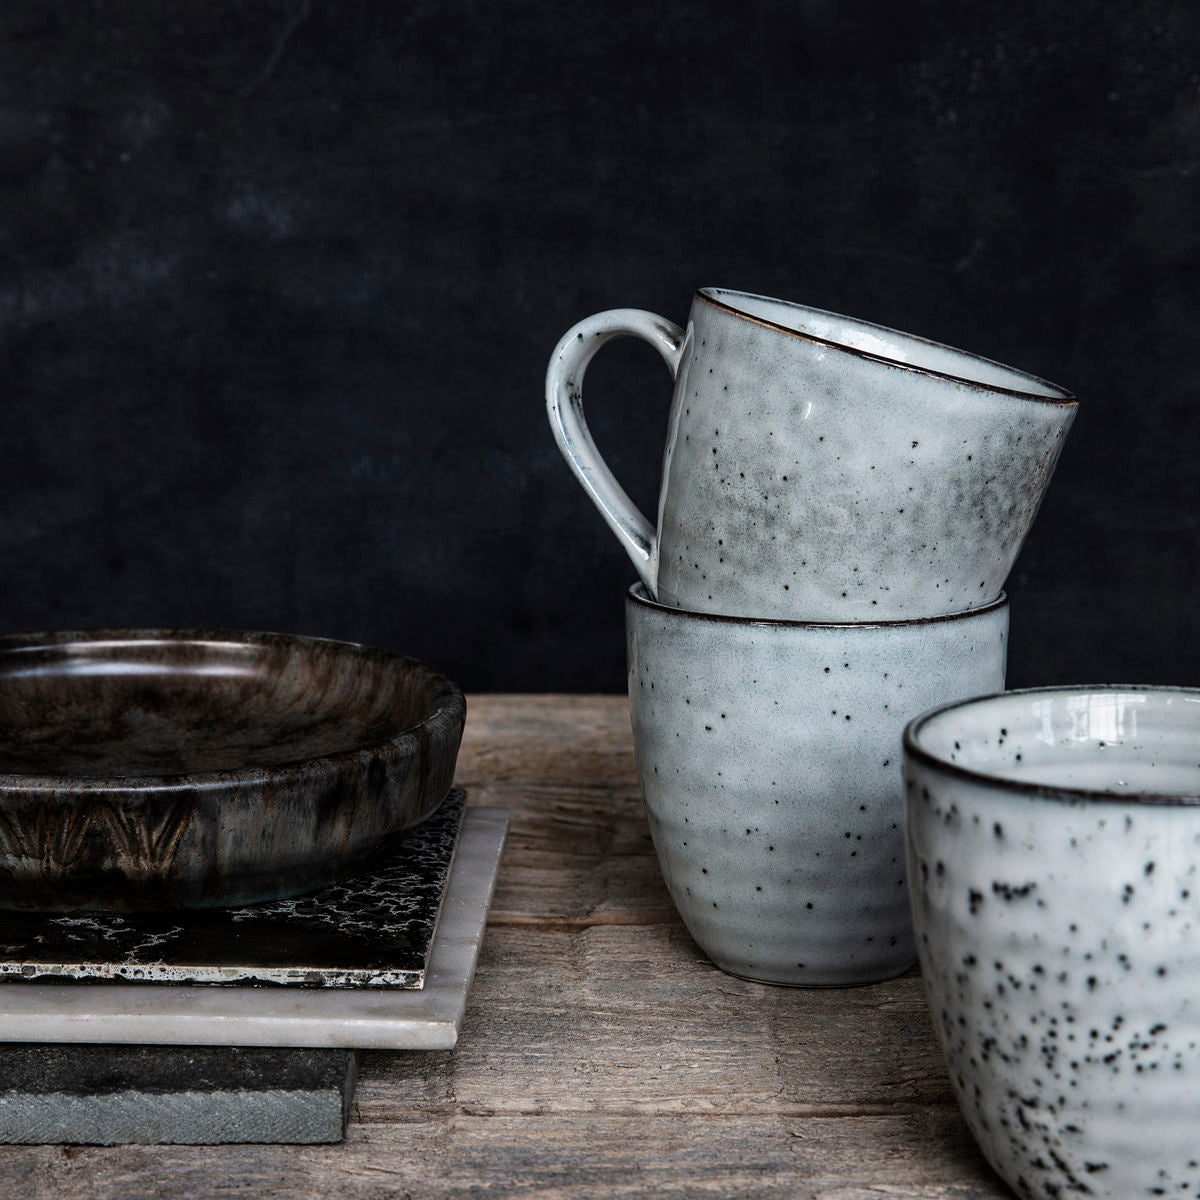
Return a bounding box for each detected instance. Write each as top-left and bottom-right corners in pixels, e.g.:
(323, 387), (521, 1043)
(546, 288), (1077, 986)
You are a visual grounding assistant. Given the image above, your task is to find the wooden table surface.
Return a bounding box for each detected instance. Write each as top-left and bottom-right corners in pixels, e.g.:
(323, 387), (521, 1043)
(0, 695), (1010, 1199)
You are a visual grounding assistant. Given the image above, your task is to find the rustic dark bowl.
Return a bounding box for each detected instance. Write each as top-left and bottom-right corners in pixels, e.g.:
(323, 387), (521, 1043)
(0, 629), (465, 912)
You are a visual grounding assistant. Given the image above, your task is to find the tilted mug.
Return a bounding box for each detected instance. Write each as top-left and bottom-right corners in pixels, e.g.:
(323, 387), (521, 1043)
(548, 288), (1076, 621)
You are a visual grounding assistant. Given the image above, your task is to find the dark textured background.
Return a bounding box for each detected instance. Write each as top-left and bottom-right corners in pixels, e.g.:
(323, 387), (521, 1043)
(1, 1), (1196, 691)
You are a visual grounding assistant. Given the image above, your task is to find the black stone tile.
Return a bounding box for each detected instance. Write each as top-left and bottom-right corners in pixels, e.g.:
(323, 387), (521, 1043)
(0, 790), (466, 987)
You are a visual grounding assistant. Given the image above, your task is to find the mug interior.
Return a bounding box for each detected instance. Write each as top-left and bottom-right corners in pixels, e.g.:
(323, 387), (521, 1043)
(906, 686), (1200, 801)
(700, 287), (1072, 401)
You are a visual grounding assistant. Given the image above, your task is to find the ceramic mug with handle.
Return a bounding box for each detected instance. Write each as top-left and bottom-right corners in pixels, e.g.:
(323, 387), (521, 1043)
(547, 288), (1076, 621)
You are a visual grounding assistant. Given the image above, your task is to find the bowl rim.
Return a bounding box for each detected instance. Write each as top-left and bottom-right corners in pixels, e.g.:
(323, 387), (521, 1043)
(0, 627), (466, 793)
(696, 287), (1077, 406)
(627, 582), (1008, 630)
(903, 683), (1200, 805)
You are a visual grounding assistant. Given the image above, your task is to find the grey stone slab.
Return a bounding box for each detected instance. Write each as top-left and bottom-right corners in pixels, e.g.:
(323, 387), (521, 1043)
(0, 790), (466, 987)
(0, 1044), (356, 1144)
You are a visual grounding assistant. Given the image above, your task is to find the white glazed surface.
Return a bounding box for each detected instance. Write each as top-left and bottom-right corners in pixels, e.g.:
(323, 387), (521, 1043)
(905, 687), (1200, 1200)
(626, 586), (1008, 986)
(548, 288), (1076, 621)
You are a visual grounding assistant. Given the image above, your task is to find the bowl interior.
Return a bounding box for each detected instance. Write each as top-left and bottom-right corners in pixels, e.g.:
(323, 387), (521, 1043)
(909, 687), (1200, 799)
(0, 632), (440, 779)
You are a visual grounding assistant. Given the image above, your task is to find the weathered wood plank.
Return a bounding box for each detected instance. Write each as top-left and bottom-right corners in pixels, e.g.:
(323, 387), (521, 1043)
(459, 696), (669, 924)
(0, 1109), (1005, 1199)
(0, 695), (1007, 1198)
(466, 780), (673, 926)
(354, 926), (956, 1119)
(456, 694), (637, 788)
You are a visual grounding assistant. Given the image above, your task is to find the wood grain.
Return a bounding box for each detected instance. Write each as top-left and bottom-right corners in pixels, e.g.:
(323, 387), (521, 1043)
(0, 695), (1009, 1198)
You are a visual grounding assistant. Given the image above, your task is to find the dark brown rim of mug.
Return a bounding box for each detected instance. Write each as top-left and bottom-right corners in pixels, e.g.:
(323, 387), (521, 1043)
(626, 583), (1008, 630)
(696, 288), (1077, 406)
(904, 684), (1200, 806)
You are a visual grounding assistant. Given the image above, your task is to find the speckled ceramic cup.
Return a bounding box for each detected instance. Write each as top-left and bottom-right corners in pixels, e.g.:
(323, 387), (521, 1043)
(626, 584), (1008, 986)
(905, 686), (1200, 1200)
(548, 288), (1075, 621)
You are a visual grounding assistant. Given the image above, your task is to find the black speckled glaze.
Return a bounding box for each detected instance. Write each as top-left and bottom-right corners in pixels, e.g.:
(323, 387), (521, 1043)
(0, 629), (465, 911)
(547, 289), (1076, 624)
(626, 583), (1008, 986)
(905, 687), (1200, 1199)
(652, 290), (1077, 621)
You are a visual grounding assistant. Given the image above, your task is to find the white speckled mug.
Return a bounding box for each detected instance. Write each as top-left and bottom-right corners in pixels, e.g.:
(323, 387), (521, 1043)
(626, 584), (1008, 986)
(905, 686), (1200, 1200)
(549, 289), (1076, 621)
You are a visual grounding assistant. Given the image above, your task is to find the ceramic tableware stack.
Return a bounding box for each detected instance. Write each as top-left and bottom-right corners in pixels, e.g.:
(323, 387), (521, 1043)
(547, 287), (1077, 986)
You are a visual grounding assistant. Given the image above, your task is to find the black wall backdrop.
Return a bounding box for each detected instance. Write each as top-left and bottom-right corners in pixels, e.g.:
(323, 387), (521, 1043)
(1, 1), (1197, 691)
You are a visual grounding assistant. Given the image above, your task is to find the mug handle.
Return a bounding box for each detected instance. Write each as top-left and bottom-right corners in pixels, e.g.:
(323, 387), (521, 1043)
(545, 309), (686, 598)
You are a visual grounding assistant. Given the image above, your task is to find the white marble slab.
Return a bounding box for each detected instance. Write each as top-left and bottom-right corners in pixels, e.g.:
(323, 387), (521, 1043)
(0, 807), (508, 1051)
